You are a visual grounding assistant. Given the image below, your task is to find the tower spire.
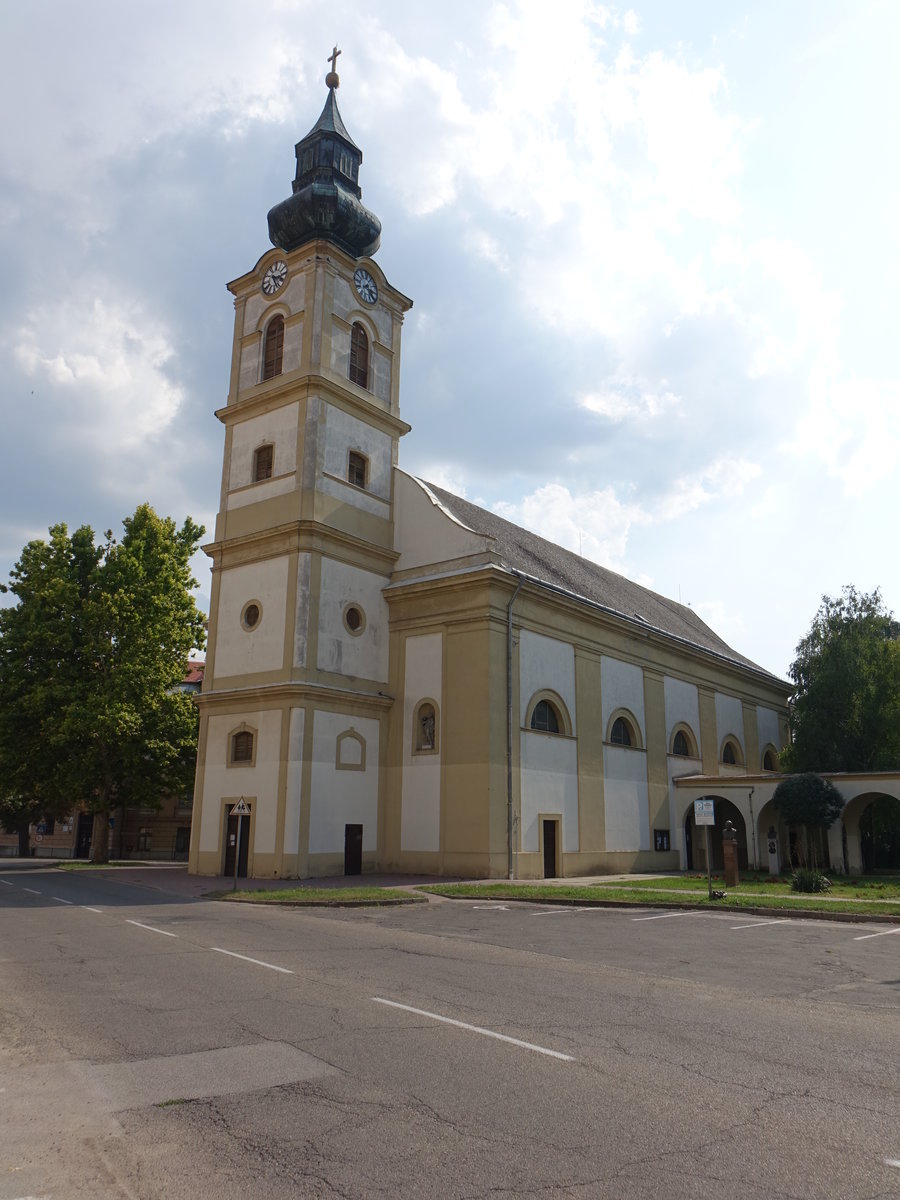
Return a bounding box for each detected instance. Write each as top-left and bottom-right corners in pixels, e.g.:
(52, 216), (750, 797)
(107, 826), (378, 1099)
(267, 50), (381, 258)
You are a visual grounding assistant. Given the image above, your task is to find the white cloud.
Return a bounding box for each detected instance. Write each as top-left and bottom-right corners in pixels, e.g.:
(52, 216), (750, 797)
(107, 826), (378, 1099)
(13, 295), (183, 451)
(580, 380), (681, 423)
(657, 458), (762, 520)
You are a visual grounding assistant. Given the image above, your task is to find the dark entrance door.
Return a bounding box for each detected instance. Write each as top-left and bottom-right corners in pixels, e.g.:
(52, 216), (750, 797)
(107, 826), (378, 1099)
(75, 812), (93, 858)
(344, 824), (363, 875)
(542, 819), (558, 879)
(223, 810), (250, 878)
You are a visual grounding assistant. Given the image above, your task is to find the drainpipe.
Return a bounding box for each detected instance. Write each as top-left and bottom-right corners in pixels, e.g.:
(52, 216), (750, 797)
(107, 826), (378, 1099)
(748, 787), (757, 869)
(506, 574), (524, 880)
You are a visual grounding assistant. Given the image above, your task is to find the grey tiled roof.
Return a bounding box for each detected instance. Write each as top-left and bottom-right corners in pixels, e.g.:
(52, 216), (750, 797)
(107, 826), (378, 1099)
(422, 481), (782, 682)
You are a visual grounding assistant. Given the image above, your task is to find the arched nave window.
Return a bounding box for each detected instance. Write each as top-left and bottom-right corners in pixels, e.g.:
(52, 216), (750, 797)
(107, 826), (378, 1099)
(762, 747), (779, 772)
(721, 737), (743, 766)
(607, 711), (641, 748)
(671, 727), (698, 758)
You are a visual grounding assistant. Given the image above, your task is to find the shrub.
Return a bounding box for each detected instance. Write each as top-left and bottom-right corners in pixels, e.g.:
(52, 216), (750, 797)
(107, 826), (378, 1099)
(791, 868), (832, 894)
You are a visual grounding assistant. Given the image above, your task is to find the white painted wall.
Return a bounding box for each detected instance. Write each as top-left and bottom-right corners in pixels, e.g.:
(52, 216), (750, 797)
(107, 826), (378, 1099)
(294, 553), (310, 668)
(226, 402), (299, 492)
(316, 559), (389, 681)
(601, 657), (646, 739)
(393, 472), (488, 571)
(520, 732), (579, 853)
(715, 692), (745, 755)
(309, 711), (380, 853)
(757, 706), (781, 756)
(664, 676), (701, 750)
(321, 405), (392, 505)
(214, 558), (288, 677)
(401, 633), (443, 852)
(197, 710), (282, 857)
(519, 631), (576, 732)
(283, 707), (304, 860)
(604, 746), (650, 851)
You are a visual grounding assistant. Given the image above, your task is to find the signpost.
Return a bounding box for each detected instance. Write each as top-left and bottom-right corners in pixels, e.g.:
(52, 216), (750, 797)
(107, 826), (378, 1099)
(693, 798), (715, 899)
(232, 796), (250, 891)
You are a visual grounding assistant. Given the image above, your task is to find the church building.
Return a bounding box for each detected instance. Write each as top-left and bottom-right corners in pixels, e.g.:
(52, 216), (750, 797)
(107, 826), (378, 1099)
(188, 60), (792, 881)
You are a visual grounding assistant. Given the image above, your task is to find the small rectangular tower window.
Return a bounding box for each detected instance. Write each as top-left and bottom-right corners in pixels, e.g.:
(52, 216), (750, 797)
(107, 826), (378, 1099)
(348, 451), (367, 489)
(253, 444), (274, 482)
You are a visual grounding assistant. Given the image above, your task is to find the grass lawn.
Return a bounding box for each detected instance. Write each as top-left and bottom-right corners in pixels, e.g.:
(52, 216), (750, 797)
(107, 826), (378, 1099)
(216, 886), (426, 905)
(57, 861), (134, 870)
(421, 877), (900, 918)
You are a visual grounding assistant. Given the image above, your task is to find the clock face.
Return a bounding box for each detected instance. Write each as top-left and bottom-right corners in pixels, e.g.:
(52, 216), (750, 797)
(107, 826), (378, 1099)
(262, 261), (287, 296)
(354, 267), (378, 304)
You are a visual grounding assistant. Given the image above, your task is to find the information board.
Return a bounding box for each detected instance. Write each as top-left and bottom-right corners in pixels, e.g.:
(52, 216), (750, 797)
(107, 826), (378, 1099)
(694, 798), (715, 826)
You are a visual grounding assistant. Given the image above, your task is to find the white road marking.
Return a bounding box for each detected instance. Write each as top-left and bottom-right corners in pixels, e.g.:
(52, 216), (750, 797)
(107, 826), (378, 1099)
(472, 904), (510, 911)
(731, 920), (789, 930)
(211, 947), (293, 974)
(82, 906), (103, 914)
(532, 908), (578, 916)
(22, 888), (41, 895)
(51, 897), (73, 905)
(632, 910), (704, 922)
(126, 919), (178, 938)
(884, 1158), (900, 1169)
(372, 997), (575, 1062)
(854, 927), (900, 941)
(0, 879), (12, 885)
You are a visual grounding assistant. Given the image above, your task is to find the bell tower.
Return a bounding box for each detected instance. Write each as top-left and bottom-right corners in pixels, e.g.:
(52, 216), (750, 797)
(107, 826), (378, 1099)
(190, 53), (412, 879)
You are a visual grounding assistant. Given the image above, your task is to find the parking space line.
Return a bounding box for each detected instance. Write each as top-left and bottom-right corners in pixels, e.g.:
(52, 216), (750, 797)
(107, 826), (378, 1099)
(211, 947), (293, 974)
(731, 920), (789, 930)
(0, 879), (12, 885)
(126, 919), (178, 938)
(52, 897), (74, 905)
(22, 887), (41, 895)
(884, 1158), (900, 1168)
(632, 911), (704, 922)
(854, 927), (900, 942)
(372, 997), (575, 1061)
(82, 906), (103, 914)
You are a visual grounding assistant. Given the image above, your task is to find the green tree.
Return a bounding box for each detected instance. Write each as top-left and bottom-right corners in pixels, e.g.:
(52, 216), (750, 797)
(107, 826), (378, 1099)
(772, 773), (844, 868)
(0, 505), (206, 862)
(784, 586), (900, 773)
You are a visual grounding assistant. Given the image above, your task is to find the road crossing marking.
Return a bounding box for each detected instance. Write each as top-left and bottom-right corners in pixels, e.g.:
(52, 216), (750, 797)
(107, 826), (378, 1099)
(211, 947), (293, 974)
(632, 911), (704, 922)
(126, 919), (178, 938)
(854, 927), (900, 941)
(372, 997), (575, 1062)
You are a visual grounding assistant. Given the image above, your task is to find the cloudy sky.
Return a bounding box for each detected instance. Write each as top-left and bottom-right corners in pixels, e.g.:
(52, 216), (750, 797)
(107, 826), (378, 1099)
(2, 0), (898, 678)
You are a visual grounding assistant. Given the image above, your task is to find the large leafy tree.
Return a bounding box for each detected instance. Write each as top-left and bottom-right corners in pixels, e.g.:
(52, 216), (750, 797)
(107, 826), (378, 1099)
(784, 587), (900, 773)
(0, 505), (206, 861)
(772, 773), (844, 868)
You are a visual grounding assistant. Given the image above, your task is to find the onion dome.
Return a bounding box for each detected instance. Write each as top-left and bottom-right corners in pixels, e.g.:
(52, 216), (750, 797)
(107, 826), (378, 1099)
(267, 53), (381, 258)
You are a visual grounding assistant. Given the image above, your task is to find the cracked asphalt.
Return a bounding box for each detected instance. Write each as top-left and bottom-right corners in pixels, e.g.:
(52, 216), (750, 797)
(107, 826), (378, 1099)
(1, 863), (898, 1199)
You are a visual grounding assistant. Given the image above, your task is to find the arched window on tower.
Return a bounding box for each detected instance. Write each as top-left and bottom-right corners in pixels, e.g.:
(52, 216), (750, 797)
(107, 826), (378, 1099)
(349, 322), (369, 388)
(263, 315), (284, 380)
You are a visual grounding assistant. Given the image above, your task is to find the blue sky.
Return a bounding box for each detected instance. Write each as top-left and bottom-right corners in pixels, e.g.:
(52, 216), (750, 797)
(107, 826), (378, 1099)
(2, 0), (898, 677)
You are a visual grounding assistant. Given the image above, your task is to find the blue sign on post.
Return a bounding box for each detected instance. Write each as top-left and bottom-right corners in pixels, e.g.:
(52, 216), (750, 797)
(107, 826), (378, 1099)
(694, 798), (715, 826)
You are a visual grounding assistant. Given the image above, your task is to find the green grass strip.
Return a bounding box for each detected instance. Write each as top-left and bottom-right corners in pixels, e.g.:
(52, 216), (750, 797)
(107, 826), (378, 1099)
(420, 883), (900, 918)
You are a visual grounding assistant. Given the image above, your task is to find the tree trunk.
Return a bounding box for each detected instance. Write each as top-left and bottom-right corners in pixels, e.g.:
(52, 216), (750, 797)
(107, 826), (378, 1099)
(17, 822), (30, 857)
(90, 811), (111, 863)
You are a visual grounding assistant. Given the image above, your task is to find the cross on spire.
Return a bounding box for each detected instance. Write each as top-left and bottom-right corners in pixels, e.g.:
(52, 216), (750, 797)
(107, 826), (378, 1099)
(325, 45), (342, 89)
(328, 46), (341, 73)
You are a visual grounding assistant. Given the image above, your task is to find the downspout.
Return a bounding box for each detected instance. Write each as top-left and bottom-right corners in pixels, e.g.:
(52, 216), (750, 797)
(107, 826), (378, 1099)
(748, 787), (756, 869)
(506, 574), (524, 880)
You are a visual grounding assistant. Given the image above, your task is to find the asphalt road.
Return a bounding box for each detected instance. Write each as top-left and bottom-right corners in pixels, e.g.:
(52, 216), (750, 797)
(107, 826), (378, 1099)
(1, 864), (898, 1199)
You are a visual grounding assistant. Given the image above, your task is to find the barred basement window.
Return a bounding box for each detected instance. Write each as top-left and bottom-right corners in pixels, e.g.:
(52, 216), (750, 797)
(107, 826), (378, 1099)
(263, 315), (284, 380)
(349, 322), (369, 388)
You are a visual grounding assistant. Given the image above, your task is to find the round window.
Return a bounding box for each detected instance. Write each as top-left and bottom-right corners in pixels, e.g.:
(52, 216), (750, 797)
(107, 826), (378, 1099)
(343, 605), (365, 635)
(241, 601), (261, 630)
